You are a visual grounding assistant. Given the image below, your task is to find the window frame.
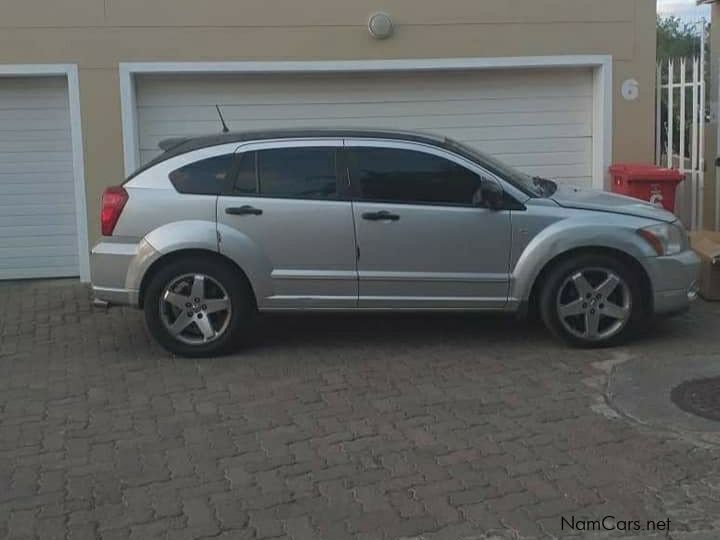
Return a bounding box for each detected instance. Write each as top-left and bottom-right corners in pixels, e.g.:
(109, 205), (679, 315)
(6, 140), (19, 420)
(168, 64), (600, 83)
(344, 138), (524, 210)
(219, 138), (349, 201)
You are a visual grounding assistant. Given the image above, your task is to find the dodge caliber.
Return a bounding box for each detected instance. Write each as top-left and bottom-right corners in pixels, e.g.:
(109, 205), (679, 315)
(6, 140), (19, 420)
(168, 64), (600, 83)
(91, 129), (700, 357)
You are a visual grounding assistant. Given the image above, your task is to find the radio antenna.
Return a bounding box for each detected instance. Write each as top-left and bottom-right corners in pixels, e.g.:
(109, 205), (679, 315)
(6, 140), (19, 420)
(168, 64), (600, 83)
(215, 105), (230, 133)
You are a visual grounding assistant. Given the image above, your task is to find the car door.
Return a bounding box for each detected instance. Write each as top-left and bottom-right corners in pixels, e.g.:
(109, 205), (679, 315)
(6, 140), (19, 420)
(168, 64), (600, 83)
(217, 139), (358, 309)
(346, 139), (512, 309)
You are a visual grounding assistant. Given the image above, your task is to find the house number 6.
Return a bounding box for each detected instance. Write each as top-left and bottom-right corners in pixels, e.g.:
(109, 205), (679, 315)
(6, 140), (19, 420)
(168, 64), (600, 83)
(622, 79), (640, 101)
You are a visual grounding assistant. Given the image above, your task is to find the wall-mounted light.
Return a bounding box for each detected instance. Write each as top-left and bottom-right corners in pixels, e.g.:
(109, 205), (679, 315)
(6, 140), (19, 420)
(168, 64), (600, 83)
(368, 12), (394, 40)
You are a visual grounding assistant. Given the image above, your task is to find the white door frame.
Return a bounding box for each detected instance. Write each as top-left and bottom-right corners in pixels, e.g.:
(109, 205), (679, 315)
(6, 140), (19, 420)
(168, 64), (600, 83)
(120, 55), (613, 190)
(0, 64), (90, 282)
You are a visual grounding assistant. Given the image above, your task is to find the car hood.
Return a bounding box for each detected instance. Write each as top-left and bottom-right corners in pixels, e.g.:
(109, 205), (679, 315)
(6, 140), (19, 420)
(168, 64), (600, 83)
(550, 185), (677, 223)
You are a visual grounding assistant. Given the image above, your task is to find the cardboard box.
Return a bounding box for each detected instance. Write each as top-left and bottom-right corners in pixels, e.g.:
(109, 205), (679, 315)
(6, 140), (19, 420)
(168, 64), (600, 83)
(690, 231), (720, 301)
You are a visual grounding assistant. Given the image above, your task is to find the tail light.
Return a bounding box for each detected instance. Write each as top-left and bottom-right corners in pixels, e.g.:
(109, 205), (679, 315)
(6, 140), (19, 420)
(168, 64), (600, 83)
(101, 186), (128, 236)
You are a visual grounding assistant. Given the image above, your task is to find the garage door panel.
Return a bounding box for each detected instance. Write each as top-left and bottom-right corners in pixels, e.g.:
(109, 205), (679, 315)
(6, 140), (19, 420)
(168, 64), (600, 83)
(0, 267), (79, 280)
(0, 140), (73, 153)
(0, 95), (70, 109)
(140, 110), (590, 140)
(0, 212), (77, 228)
(139, 150), (160, 167)
(138, 82), (593, 106)
(0, 255), (78, 270)
(430, 124), (591, 142)
(1, 193), (77, 207)
(0, 76), (67, 92)
(520, 163), (592, 179)
(0, 161), (74, 174)
(1, 151), (73, 163)
(0, 82), (70, 109)
(139, 84), (594, 110)
(136, 68), (595, 189)
(0, 244), (79, 259)
(0, 129), (71, 142)
(0, 202), (76, 217)
(477, 138), (591, 155)
(0, 108), (69, 122)
(0, 178), (75, 194)
(0, 120), (71, 132)
(138, 70), (593, 106)
(140, 110), (591, 132)
(498, 149), (591, 168)
(138, 96), (593, 123)
(1, 234), (79, 248)
(0, 75), (79, 279)
(0, 224), (77, 238)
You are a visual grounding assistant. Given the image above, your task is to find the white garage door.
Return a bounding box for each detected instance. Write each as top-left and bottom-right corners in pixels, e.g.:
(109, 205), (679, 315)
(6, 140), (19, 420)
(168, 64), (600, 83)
(137, 68), (594, 188)
(0, 77), (79, 280)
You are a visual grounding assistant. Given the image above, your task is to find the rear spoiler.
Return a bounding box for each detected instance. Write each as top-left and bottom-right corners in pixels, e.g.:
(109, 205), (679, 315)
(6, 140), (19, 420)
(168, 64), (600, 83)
(158, 137), (190, 152)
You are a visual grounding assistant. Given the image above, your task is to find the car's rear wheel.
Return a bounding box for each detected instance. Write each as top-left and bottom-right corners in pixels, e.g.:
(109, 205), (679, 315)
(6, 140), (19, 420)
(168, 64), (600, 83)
(539, 254), (646, 348)
(144, 257), (254, 357)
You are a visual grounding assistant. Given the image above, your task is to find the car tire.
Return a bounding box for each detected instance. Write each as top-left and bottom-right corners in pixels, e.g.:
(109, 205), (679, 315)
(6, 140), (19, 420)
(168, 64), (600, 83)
(144, 256), (255, 358)
(539, 253), (646, 348)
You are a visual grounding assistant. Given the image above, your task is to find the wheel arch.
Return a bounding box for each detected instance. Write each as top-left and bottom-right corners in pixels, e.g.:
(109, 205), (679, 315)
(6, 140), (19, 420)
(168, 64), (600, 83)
(137, 248), (257, 309)
(526, 246), (653, 316)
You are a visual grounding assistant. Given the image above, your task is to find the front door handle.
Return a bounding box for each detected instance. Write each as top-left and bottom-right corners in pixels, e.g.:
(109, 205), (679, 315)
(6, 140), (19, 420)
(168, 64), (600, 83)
(226, 205), (263, 216)
(362, 210), (400, 222)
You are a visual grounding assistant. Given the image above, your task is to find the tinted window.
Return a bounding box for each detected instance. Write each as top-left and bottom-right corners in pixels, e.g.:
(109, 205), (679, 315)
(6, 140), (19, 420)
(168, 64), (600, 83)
(230, 148), (338, 199)
(348, 148), (482, 206)
(169, 154), (235, 195)
(233, 151), (258, 195)
(259, 148), (337, 199)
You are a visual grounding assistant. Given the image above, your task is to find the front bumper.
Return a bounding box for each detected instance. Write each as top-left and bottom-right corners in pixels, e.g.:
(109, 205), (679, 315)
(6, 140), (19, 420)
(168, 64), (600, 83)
(644, 249), (701, 316)
(91, 238), (160, 307)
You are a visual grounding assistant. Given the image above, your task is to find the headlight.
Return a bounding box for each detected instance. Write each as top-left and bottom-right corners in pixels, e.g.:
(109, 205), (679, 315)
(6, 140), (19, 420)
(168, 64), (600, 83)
(637, 223), (688, 256)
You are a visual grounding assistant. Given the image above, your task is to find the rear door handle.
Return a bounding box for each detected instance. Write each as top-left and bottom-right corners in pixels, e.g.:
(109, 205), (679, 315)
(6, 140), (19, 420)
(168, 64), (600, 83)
(226, 205), (263, 216)
(362, 210), (400, 222)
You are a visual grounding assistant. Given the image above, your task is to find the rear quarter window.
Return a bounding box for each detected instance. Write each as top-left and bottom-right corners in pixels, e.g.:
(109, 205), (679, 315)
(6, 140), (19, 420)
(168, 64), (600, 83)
(169, 154), (235, 195)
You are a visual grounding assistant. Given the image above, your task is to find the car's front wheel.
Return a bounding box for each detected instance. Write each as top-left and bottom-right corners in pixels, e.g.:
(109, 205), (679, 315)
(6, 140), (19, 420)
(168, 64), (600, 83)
(539, 254), (646, 348)
(144, 256), (254, 357)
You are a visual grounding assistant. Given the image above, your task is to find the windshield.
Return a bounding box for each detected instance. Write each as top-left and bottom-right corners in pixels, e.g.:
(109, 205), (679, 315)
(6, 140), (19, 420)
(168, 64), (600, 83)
(445, 139), (550, 198)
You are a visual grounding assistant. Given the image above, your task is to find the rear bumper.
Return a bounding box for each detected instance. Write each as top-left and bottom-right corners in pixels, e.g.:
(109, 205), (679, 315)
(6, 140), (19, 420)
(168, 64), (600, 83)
(90, 238), (160, 307)
(644, 249), (701, 316)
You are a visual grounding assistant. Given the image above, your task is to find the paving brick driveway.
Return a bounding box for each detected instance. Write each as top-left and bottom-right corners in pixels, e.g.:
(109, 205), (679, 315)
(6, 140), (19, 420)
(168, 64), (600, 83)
(1, 279), (720, 540)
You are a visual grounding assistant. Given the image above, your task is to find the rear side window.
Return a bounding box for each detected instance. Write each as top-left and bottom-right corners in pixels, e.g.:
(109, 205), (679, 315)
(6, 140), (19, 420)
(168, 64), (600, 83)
(169, 154), (235, 195)
(348, 147), (482, 206)
(231, 147), (338, 200)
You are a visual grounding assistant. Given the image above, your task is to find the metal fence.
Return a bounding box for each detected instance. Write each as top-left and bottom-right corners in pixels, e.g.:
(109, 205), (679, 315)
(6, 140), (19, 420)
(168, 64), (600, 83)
(656, 56), (706, 230)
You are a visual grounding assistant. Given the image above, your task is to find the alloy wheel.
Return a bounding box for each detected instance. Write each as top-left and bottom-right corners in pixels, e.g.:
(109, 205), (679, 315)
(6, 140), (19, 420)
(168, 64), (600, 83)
(555, 267), (632, 342)
(159, 273), (232, 345)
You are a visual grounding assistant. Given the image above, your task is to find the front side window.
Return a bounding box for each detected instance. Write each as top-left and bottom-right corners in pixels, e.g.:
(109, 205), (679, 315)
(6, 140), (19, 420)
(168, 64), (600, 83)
(169, 154), (235, 195)
(232, 147), (338, 200)
(348, 147), (482, 206)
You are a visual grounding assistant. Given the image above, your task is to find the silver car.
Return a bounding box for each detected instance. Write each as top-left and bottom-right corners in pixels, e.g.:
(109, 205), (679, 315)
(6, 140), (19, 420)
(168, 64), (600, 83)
(91, 129), (700, 357)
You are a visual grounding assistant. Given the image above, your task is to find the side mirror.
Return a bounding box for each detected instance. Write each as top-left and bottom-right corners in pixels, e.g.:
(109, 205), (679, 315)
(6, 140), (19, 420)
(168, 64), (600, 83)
(473, 180), (504, 210)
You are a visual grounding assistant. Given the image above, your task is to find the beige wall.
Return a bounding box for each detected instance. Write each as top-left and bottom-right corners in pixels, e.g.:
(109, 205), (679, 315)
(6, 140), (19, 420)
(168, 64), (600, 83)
(0, 0), (657, 245)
